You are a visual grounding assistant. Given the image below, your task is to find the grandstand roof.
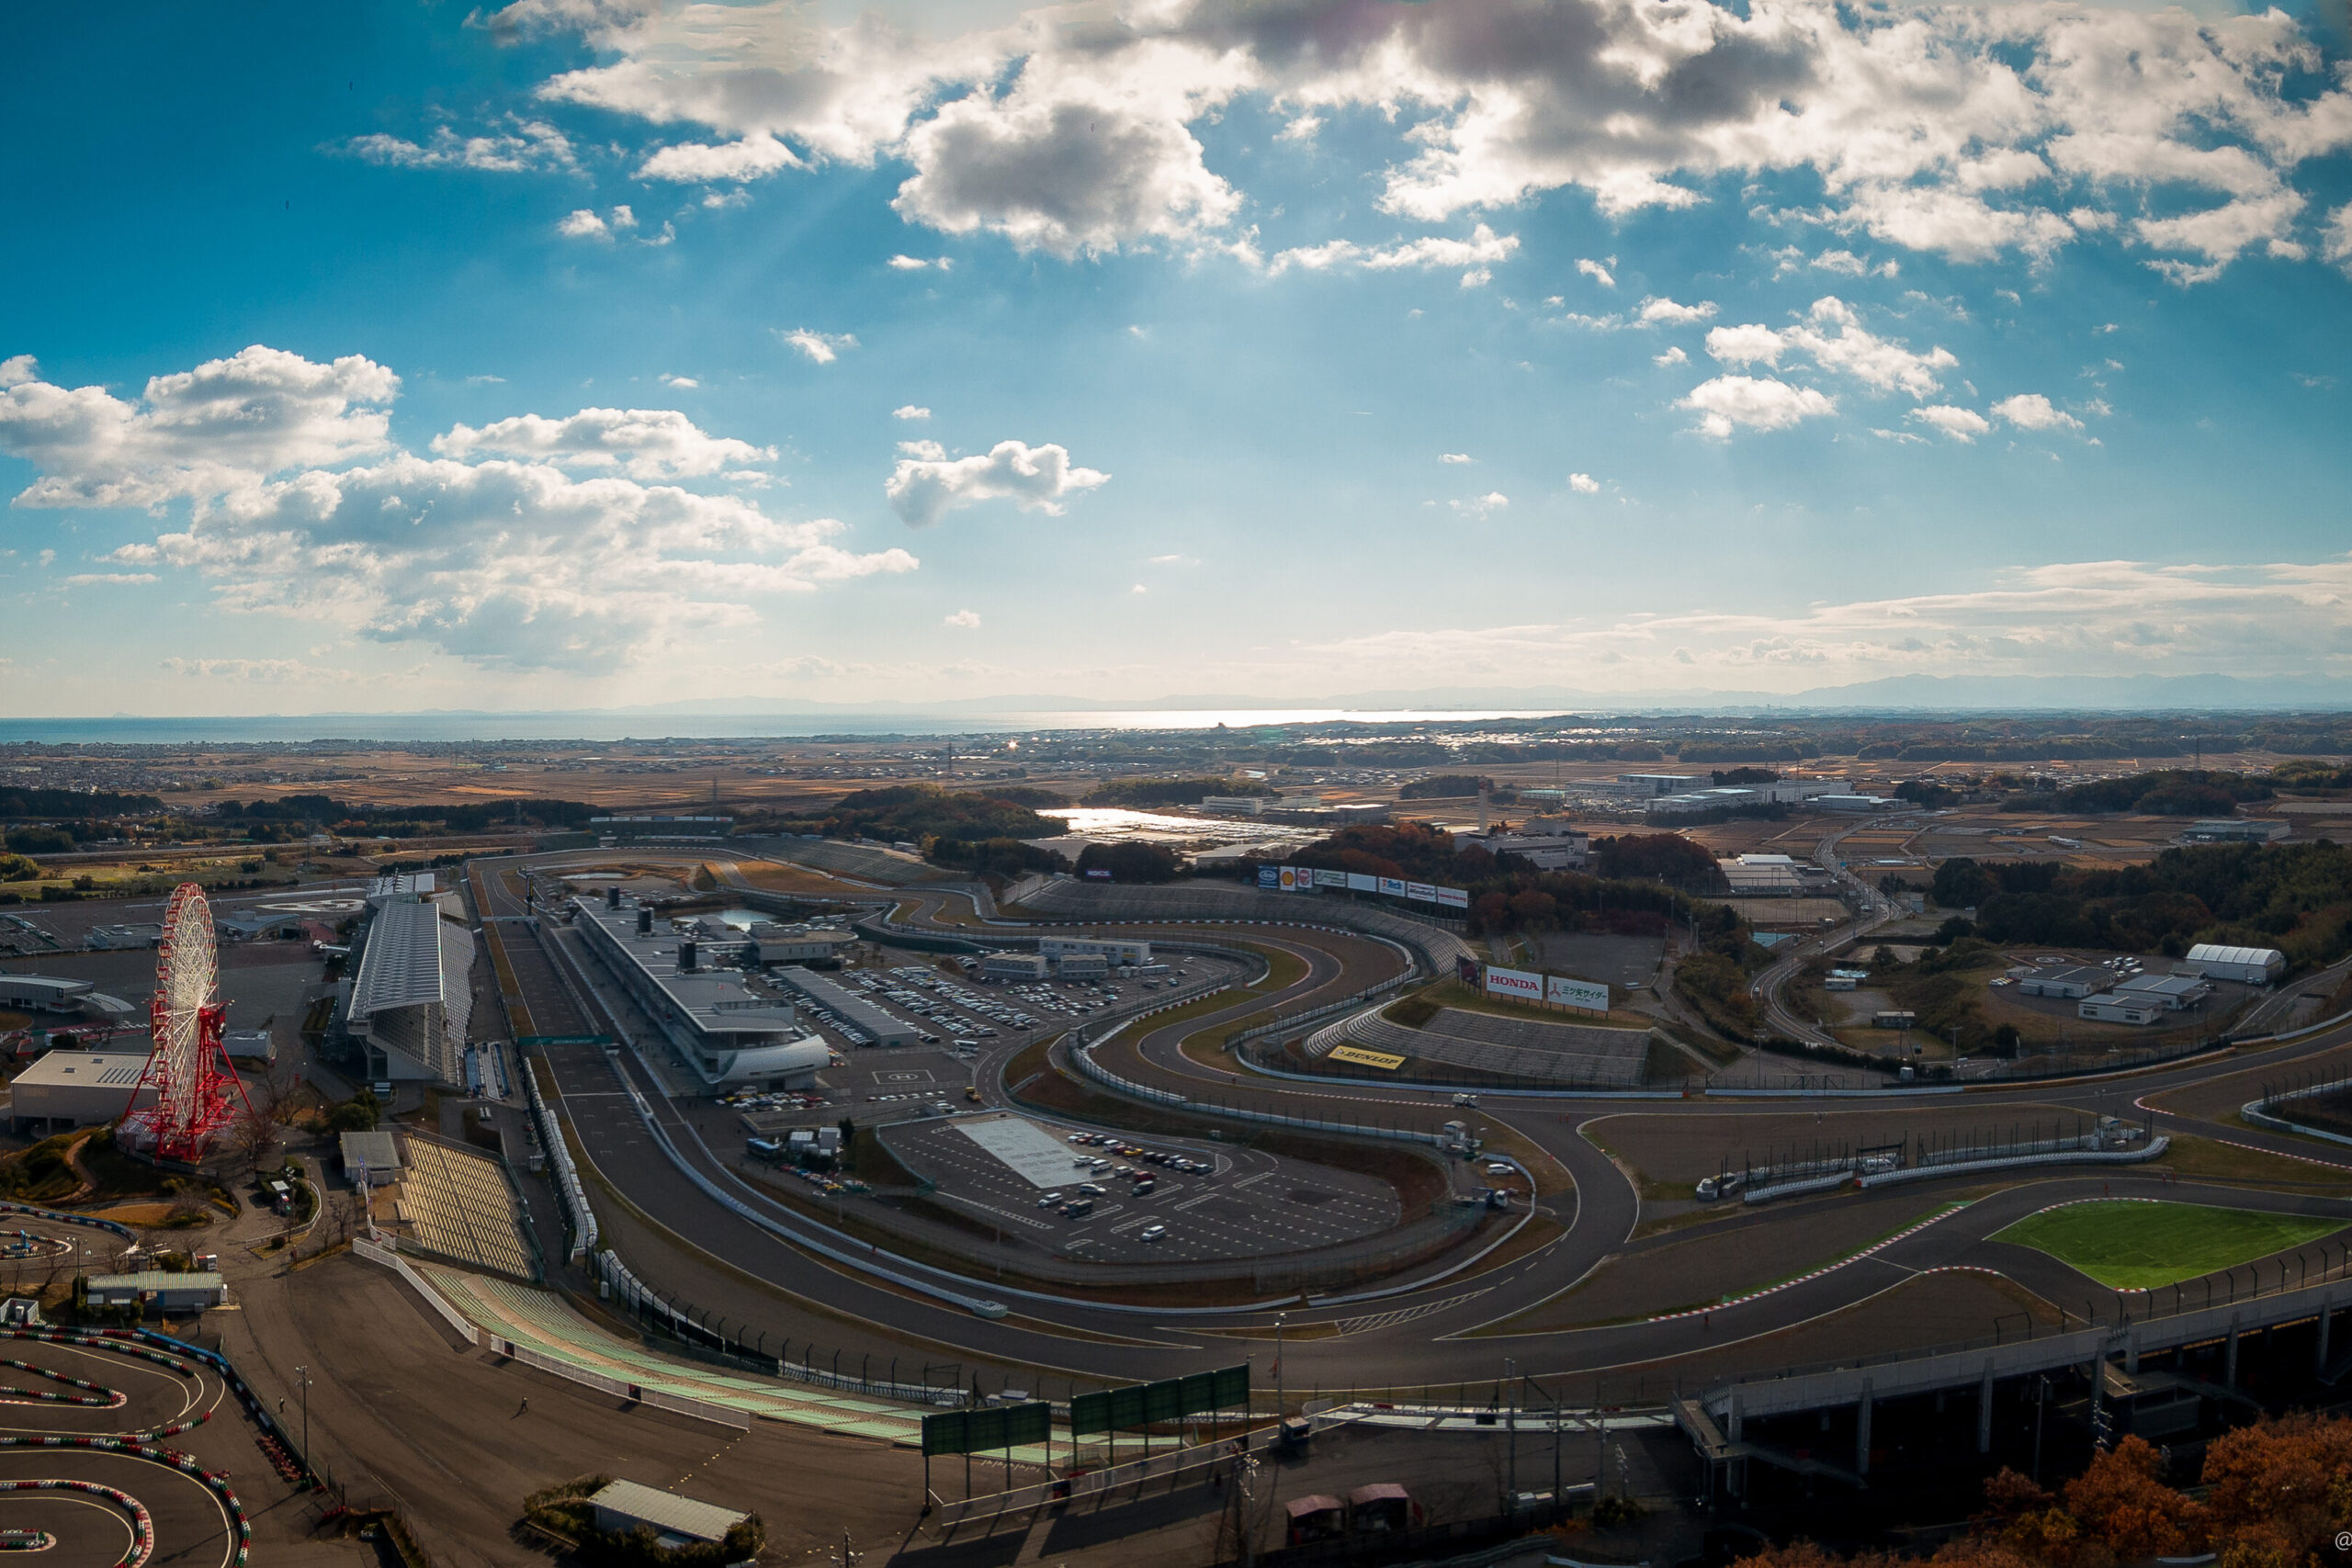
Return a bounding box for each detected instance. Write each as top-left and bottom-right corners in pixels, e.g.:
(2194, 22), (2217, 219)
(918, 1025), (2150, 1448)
(351, 899), (445, 1021)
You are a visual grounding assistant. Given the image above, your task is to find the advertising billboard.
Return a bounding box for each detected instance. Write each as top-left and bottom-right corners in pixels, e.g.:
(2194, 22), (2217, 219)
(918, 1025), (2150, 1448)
(1346, 872), (1378, 893)
(1378, 876), (1408, 897)
(1435, 886), (1469, 909)
(1484, 965), (1544, 1002)
(1315, 867), (1349, 888)
(1084, 868), (1112, 880)
(1278, 866), (1297, 889)
(1406, 882), (1437, 903)
(1546, 975), (1611, 1013)
(1257, 865), (1280, 888)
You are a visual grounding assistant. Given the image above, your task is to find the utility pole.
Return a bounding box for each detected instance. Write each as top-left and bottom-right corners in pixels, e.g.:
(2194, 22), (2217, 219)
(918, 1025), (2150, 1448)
(1273, 1313), (1285, 1416)
(1506, 1357), (1519, 1506)
(294, 1364), (312, 1480)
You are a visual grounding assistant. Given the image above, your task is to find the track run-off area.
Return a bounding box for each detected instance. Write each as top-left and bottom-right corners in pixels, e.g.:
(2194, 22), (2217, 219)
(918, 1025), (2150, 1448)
(475, 843), (2352, 1411)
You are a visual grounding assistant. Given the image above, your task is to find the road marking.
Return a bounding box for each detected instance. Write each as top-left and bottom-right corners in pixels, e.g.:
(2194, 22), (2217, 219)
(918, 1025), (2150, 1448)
(1329, 1287), (1493, 1336)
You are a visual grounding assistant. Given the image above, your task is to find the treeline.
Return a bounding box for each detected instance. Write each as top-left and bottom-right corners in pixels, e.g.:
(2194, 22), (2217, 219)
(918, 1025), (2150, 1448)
(216, 794), (599, 832)
(775, 784), (1052, 847)
(1932, 840), (2352, 967)
(1397, 773), (1490, 799)
(0, 786), (165, 818)
(2048, 769), (2274, 816)
(1740, 1420), (2352, 1568)
(1079, 777), (1272, 808)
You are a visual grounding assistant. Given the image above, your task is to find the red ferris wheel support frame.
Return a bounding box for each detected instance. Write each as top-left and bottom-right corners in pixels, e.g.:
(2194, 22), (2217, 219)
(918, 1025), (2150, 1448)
(120, 884), (254, 1165)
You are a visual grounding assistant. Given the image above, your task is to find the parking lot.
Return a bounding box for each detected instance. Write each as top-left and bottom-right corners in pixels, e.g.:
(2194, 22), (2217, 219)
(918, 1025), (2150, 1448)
(879, 1111), (1399, 1266)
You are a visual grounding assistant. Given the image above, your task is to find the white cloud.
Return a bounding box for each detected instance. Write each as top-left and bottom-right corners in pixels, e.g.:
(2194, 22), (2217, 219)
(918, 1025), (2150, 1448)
(430, 407), (774, 478)
(661, 374), (698, 389)
(1679, 376), (1838, 438)
(342, 117), (578, 174)
(159, 657), (345, 682)
(0, 345), (398, 508)
(505, 0), (2352, 276)
(782, 329), (858, 365)
(1637, 298), (1716, 326)
(1652, 345), (1688, 367)
(1268, 223), (1518, 287)
(1992, 392), (2084, 432)
(1, 345), (915, 673)
(944, 608), (982, 627)
(1705, 297), (1955, 400)
(1450, 491), (1510, 518)
(1130, 582), (1148, 594)
(636, 132), (800, 183)
(62, 572), (158, 586)
(1440, 452), (1473, 464)
(558, 205), (637, 239)
(1568, 472), (1600, 494)
(888, 254), (951, 270)
(1575, 257), (1616, 288)
(2325, 203), (2352, 273)
(885, 438), (1109, 527)
(892, 405), (933, 421)
(1908, 404), (1993, 442)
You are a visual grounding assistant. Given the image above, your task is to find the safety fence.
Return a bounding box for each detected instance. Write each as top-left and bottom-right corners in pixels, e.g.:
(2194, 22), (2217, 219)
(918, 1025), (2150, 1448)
(524, 1058), (595, 1260)
(2248, 1067), (2352, 1145)
(931, 1409), (1363, 1527)
(0, 1201), (135, 1242)
(1069, 1027), (1449, 1148)
(355, 1235), (481, 1346)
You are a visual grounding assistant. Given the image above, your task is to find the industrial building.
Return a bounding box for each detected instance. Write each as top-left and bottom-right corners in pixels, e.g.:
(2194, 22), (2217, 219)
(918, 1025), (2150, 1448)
(368, 871), (435, 907)
(2011, 964), (2111, 999)
(1038, 936), (1152, 967)
(1199, 795), (1267, 815)
(9, 1050), (156, 1134)
(768, 965), (917, 1046)
(1619, 773), (1704, 796)
(1464, 826), (1589, 871)
(2182, 818), (2290, 843)
(1720, 853), (1805, 897)
(2080, 995), (2163, 1025)
(340, 1130), (401, 1183)
(85, 1270), (225, 1313)
(749, 927), (856, 966)
(347, 895), (473, 1089)
(222, 1029), (275, 1065)
(586, 1480), (749, 1550)
(2113, 972), (2213, 1010)
(981, 951), (1051, 982)
(0, 975), (92, 1014)
(2185, 943), (2286, 985)
(589, 815), (733, 840)
(571, 900), (831, 1087)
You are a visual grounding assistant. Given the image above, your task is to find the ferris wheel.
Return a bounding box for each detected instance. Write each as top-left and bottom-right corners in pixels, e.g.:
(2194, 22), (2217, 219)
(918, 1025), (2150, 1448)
(120, 884), (250, 1164)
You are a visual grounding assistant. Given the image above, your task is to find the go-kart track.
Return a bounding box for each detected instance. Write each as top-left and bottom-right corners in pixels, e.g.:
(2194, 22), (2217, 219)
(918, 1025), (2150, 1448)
(469, 842), (2352, 1419)
(0, 1329), (257, 1568)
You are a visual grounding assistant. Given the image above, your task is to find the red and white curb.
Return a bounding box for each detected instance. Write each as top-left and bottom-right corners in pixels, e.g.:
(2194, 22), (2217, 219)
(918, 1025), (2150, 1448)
(1647, 1201), (1972, 1322)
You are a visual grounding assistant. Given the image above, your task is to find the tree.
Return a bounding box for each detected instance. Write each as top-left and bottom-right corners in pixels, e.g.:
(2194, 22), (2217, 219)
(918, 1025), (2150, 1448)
(231, 1111), (278, 1175)
(1074, 841), (1180, 884)
(324, 1089), (379, 1133)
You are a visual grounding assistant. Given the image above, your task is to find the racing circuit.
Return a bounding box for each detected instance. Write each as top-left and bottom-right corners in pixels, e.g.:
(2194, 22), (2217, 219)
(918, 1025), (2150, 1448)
(452, 836), (2352, 1526)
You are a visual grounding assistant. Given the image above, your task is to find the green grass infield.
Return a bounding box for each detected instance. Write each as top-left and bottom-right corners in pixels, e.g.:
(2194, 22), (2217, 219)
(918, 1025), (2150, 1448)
(1992, 1200), (2344, 1290)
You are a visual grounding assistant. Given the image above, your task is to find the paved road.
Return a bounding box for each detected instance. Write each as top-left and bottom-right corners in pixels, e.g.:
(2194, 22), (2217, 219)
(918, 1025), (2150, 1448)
(470, 843), (2352, 1402)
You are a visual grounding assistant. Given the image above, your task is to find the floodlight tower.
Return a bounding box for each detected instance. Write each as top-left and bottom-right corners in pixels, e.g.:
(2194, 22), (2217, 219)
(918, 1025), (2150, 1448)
(120, 883), (252, 1163)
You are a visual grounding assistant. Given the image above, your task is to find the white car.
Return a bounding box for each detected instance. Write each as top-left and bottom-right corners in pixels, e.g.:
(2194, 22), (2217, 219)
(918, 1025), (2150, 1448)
(1139, 1224), (1168, 1242)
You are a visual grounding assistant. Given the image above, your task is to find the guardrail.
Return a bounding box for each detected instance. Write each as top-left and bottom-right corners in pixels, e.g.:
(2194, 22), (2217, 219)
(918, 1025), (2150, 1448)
(1069, 1025), (1449, 1147)
(354, 1235), (481, 1345)
(523, 1055), (596, 1261)
(932, 1409), (1364, 1527)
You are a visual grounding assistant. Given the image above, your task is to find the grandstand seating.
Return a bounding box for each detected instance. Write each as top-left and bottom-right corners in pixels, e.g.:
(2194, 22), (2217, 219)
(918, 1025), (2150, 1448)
(398, 1136), (536, 1280)
(749, 837), (953, 886)
(1307, 1006), (1653, 1089)
(1013, 880), (1478, 971)
(413, 1265), (1056, 1458)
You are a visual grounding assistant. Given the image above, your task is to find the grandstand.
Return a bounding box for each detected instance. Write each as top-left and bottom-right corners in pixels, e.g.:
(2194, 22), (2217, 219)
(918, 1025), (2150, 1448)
(398, 1135), (536, 1280)
(1306, 1005), (1657, 1089)
(1012, 879), (1477, 973)
(413, 1265), (1056, 1459)
(749, 837), (953, 886)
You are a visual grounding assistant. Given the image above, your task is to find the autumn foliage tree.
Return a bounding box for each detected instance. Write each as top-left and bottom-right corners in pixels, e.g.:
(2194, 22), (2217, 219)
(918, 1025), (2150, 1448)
(1733, 1420), (2352, 1568)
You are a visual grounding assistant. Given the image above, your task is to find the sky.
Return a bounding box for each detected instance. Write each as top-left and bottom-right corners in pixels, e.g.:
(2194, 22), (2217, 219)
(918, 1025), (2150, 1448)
(1, 0), (2348, 716)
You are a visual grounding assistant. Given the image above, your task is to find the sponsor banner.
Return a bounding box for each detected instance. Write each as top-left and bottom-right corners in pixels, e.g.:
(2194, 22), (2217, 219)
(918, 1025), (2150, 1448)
(1378, 876), (1408, 897)
(1435, 885), (1469, 909)
(1484, 965), (1544, 1003)
(1547, 975), (1610, 1013)
(1329, 1044), (1406, 1071)
(1257, 866), (1280, 888)
(1278, 866), (1297, 889)
(1084, 868), (1113, 880)
(1346, 872), (1378, 893)
(1314, 867), (1349, 888)
(1406, 882), (1438, 903)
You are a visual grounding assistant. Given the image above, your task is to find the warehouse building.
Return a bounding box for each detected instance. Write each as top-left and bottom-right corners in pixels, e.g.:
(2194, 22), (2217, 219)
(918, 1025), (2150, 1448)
(1619, 773), (1704, 796)
(9, 1051), (156, 1134)
(586, 1480), (749, 1550)
(2079, 995), (2163, 1025)
(981, 951), (1051, 982)
(767, 965), (917, 1046)
(2182, 818), (2289, 843)
(1720, 853), (1805, 896)
(348, 897), (473, 1089)
(2113, 972), (2213, 1010)
(571, 900), (831, 1087)
(340, 1130), (401, 1183)
(0, 975), (93, 1014)
(86, 1270), (226, 1313)
(2012, 964), (2111, 999)
(1038, 936), (1152, 967)
(2185, 943), (2286, 985)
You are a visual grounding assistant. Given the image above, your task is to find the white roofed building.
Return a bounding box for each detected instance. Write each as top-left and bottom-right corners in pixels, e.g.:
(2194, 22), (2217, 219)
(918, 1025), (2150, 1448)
(2184, 943), (2286, 985)
(349, 897), (472, 1087)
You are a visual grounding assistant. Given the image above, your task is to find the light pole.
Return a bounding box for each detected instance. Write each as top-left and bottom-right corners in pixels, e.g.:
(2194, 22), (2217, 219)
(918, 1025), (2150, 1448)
(1273, 1313), (1286, 1416)
(294, 1364), (312, 1480)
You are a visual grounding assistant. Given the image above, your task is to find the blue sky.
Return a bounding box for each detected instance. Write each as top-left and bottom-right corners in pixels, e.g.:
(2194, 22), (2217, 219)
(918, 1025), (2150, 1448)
(2, 0), (2348, 715)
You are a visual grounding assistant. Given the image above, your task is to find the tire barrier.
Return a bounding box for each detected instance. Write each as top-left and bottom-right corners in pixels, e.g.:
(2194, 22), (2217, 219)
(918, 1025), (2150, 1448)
(0, 1355), (128, 1407)
(0, 1202), (136, 1242)
(0, 1433), (253, 1567)
(0, 1478), (147, 1564)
